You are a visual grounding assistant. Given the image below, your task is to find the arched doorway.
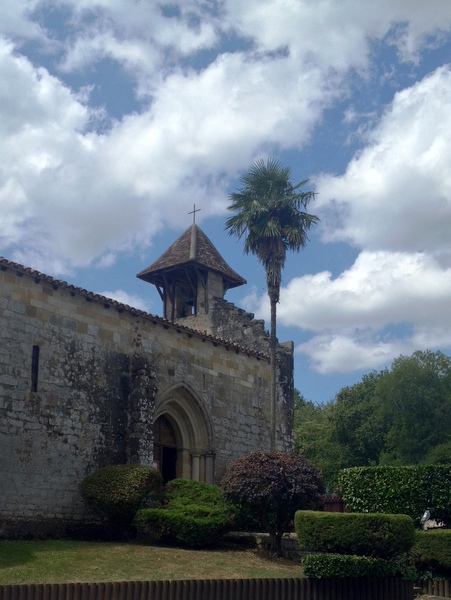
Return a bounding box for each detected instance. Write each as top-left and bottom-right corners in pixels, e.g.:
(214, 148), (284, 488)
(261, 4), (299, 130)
(153, 415), (178, 483)
(153, 384), (215, 483)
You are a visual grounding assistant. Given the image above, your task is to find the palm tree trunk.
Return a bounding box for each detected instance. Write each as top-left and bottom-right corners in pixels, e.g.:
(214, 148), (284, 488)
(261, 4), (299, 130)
(269, 293), (277, 452)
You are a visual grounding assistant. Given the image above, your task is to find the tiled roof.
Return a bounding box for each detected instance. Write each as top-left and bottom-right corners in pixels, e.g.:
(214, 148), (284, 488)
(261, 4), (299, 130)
(136, 223), (246, 289)
(0, 256), (266, 361)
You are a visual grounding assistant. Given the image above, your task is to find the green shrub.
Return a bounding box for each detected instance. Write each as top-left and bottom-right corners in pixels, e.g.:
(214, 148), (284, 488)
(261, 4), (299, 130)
(301, 553), (407, 578)
(80, 464), (163, 535)
(135, 479), (233, 548)
(135, 506), (232, 548)
(338, 465), (451, 525)
(414, 530), (451, 579)
(164, 479), (227, 507)
(295, 510), (415, 559)
(230, 502), (264, 532)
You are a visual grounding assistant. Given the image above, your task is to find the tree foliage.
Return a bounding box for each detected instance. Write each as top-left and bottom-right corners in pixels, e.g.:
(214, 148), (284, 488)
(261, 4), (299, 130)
(332, 371), (387, 467)
(225, 158), (318, 300)
(295, 350), (451, 488)
(294, 391), (349, 487)
(377, 350), (451, 464)
(221, 451), (324, 555)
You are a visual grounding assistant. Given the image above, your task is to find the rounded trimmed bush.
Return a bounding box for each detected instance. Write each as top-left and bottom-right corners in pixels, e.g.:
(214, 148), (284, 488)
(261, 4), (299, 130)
(80, 464), (163, 535)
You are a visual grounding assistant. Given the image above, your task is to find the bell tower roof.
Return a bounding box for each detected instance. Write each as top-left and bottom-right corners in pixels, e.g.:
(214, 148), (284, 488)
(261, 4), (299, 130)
(136, 223), (246, 289)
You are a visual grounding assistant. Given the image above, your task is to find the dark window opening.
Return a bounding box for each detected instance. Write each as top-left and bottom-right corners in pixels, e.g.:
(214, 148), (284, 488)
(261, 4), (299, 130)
(31, 345), (40, 392)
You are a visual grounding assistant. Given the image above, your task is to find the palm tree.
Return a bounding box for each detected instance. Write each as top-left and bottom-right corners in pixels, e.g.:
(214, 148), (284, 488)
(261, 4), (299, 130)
(225, 158), (318, 451)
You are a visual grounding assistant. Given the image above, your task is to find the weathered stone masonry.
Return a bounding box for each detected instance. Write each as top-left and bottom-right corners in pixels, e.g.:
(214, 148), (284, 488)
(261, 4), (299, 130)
(0, 227), (294, 537)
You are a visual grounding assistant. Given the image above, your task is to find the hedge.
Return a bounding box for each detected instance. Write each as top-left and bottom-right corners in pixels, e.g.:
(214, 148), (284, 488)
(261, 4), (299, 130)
(338, 465), (451, 525)
(414, 530), (451, 578)
(295, 510), (415, 559)
(301, 553), (406, 579)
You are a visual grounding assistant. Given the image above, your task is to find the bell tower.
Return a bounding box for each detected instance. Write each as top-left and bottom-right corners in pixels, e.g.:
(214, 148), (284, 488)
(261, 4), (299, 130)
(137, 224), (246, 329)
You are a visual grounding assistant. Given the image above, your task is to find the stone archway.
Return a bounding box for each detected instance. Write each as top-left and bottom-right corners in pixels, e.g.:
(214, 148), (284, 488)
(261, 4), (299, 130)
(153, 383), (215, 483)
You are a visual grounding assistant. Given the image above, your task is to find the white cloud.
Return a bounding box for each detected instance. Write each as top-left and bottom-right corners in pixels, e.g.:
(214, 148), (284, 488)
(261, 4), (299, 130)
(316, 65), (451, 254)
(292, 248), (451, 373)
(99, 289), (150, 312)
(1, 0), (450, 276)
(297, 333), (412, 375)
(247, 250), (451, 373)
(298, 325), (451, 375)
(0, 40), (234, 273)
(2, 0), (46, 42)
(53, 0), (219, 84)
(1, 0), (451, 388)
(225, 0), (451, 67)
(0, 38), (331, 274)
(277, 251), (451, 331)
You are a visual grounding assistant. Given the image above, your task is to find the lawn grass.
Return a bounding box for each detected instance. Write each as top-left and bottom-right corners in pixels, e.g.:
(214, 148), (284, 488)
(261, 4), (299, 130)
(0, 540), (301, 585)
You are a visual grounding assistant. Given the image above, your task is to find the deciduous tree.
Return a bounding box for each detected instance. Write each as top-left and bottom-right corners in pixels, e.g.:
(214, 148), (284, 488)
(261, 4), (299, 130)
(294, 350), (451, 487)
(221, 451), (324, 555)
(378, 350), (451, 464)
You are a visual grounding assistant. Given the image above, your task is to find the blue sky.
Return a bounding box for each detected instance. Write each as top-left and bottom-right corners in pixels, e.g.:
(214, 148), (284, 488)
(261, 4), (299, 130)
(2, 1), (451, 403)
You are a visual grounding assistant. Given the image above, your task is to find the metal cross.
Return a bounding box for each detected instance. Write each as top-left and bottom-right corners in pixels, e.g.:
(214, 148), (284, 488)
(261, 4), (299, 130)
(188, 204), (201, 223)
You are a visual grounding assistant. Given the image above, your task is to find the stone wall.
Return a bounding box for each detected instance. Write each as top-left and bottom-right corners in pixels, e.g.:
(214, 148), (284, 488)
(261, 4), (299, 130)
(0, 259), (294, 536)
(210, 298), (270, 352)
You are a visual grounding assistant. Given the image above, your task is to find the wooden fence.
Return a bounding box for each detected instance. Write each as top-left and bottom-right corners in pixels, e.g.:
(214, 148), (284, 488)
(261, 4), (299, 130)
(322, 495), (348, 513)
(0, 578), (414, 600)
(420, 579), (451, 597)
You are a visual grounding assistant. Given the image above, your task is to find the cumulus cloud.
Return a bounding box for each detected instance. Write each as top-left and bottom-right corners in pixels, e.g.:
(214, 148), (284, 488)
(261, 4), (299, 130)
(298, 325), (451, 375)
(2, 0), (47, 42)
(99, 289), (150, 312)
(1, 0), (451, 276)
(225, 0), (451, 67)
(2, 0), (451, 384)
(287, 63), (451, 374)
(316, 65), (451, 254)
(261, 64), (451, 375)
(277, 251), (451, 331)
(297, 334), (412, 375)
(57, 0), (219, 83)
(0, 34), (330, 273)
(271, 251), (451, 373)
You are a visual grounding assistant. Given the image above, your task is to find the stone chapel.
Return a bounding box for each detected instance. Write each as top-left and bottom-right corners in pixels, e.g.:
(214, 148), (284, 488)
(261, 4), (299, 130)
(0, 223), (294, 537)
